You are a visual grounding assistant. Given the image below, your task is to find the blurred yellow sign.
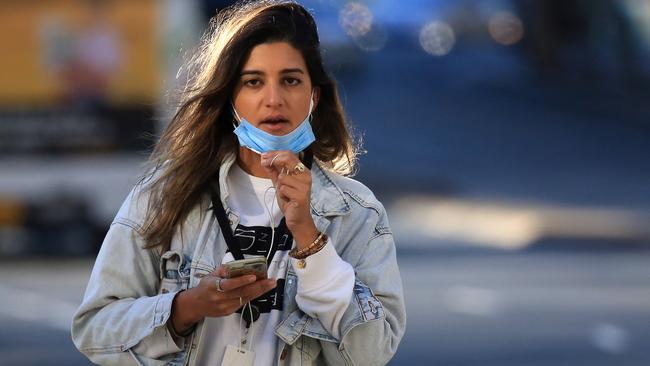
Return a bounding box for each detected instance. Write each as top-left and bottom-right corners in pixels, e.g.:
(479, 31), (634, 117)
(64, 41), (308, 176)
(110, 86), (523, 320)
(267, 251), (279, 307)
(0, 0), (160, 106)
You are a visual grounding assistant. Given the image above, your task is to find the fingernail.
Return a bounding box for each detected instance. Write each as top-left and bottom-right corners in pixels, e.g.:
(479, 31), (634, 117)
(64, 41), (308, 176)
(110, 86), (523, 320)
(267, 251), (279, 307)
(247, 275), (256, 283)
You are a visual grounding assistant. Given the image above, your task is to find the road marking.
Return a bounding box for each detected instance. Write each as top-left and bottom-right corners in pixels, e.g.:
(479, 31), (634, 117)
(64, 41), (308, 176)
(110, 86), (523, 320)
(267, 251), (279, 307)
(591, 322), (629, 354)
(442, 286), (502, 317)
(0, 285), (78, 331)
(390, 196), (650, 250)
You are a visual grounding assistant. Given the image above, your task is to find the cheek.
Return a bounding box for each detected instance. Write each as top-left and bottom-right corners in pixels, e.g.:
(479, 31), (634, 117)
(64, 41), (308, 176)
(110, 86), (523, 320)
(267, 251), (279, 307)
(291, 95), (312, 117)
(233, 93), (256, 115)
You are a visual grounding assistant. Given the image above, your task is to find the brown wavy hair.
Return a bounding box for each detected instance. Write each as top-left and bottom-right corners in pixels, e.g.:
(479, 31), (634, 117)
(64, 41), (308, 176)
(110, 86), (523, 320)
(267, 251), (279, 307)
(139, 0), (359, 251)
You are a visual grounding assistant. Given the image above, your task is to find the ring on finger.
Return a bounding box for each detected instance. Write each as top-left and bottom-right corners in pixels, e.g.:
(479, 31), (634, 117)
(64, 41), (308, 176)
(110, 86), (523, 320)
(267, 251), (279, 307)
(216, 278), (224, 292)
(293, 162), (306, 174)
(270, 153), (284, 168)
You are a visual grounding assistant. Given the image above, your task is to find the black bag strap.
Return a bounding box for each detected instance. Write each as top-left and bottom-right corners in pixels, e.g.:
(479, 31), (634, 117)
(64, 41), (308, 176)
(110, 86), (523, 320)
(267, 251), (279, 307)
(209, 151), (314, 263)
(209, 179), (245, 260)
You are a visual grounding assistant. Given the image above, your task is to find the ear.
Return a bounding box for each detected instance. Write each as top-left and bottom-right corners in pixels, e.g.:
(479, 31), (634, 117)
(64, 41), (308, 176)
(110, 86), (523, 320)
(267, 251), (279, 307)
(312, 86), (321, 111)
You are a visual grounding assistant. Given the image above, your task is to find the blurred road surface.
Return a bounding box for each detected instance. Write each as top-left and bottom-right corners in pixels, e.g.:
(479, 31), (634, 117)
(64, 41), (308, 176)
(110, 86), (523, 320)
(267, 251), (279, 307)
(1, 249), (650, 365)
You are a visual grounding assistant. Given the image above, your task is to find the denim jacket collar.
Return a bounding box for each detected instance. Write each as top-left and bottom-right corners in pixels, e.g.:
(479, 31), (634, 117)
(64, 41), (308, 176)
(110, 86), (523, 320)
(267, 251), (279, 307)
(217, 153), (351, 218)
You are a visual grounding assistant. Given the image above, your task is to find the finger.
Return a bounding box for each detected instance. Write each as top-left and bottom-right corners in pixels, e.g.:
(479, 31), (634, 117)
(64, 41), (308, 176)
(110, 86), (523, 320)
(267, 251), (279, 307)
(208, 265), (231, 279)
(276, 176), (300, 191)
(261, 151), (301, 173)
(206, 298), (242, 317)
(212, 266), (227, 278)
(279, 166), (310, 180)
(218, 278), (275, 301)
(276, 178), (309, 200)
(261, 162), (280, 185)
(261, 151), (293, 167)
(260, 152), (283, 171)
(215, 297), (241, 310)
(239, 279), (277, 302)
(206, 267), (227, 289)
(277, 173), (311, 190)
(287, 166), (312, 180)
(219, 274), (257, 291)
(277, 185), (303, 204)
(275, 185), (294, 205)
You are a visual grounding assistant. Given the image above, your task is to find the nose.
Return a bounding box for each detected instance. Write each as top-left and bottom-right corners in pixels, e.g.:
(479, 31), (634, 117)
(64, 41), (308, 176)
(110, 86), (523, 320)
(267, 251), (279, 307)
(264, 83), (283, 109)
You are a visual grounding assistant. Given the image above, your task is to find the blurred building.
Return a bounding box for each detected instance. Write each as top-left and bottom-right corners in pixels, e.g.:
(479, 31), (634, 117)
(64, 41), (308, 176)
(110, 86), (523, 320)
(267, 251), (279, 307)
(1, 0), (649, 257)
(0, 0), (200, 256)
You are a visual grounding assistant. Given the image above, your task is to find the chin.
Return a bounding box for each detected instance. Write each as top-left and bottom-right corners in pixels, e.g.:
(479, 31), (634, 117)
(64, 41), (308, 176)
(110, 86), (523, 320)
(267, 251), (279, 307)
(260, 123), (294, 135)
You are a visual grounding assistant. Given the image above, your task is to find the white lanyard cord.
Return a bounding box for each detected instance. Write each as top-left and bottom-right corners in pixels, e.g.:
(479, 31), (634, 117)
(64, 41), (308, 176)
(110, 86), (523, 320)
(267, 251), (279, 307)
(263, 185), (279, 263)
(238, 302), (255, 351)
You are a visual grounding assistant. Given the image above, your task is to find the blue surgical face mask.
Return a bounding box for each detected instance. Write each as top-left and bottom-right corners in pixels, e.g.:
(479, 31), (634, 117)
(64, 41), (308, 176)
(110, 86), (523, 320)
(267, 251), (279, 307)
(232, 91), (316, 154)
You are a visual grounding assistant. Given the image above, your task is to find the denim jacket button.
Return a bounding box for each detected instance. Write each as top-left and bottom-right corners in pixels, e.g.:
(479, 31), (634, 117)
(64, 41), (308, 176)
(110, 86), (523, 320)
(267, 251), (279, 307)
(161, 289), (169, 294)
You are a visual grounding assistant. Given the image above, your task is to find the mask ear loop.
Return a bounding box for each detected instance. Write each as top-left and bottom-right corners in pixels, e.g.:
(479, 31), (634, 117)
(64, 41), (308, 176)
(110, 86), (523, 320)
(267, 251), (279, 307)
(231, 102), (242, 128)
(307, 90), (315, 123)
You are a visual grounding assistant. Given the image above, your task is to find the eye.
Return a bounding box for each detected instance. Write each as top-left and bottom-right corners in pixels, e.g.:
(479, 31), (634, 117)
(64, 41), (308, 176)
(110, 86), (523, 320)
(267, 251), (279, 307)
(243, 79), (262, 87)
(284, 77), (301, 86)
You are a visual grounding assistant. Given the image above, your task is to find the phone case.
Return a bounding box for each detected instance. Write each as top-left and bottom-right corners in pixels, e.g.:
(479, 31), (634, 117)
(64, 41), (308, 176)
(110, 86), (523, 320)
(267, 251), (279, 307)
(224, 257), (268, 279)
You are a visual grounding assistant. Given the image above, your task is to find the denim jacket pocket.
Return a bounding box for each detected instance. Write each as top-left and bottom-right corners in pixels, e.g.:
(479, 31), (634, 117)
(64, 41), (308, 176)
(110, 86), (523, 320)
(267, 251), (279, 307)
(296, 335), (321, 365)
(159, 251), (191, 294)
(352, 278), (385, 322)
(129, 348), (188, 366)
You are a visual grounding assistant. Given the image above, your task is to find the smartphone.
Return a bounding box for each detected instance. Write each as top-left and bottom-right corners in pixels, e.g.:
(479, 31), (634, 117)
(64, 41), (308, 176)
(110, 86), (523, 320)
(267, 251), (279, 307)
(223, 257), (268, 280)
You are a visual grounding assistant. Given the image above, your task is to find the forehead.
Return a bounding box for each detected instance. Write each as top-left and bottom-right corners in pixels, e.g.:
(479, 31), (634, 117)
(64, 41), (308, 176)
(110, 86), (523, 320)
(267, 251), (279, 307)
(241, 41), (307, 73)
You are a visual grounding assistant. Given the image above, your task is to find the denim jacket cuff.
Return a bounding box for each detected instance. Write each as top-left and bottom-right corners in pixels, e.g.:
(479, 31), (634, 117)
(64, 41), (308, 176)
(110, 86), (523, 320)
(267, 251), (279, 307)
(130, 290), (185, 357)
(338, 278), (386, 340)
(275, 277), (385, 346)
(154, 290), (177, 328)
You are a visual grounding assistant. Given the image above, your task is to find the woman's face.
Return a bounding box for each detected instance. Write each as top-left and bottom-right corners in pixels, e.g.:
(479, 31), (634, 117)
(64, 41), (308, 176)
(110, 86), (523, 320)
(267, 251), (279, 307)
(233, 41), (318, 136)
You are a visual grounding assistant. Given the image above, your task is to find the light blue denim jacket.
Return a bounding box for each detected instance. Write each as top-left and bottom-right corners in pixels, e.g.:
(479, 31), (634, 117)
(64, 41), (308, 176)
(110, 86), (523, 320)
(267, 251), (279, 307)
(71, 154), (406, 365)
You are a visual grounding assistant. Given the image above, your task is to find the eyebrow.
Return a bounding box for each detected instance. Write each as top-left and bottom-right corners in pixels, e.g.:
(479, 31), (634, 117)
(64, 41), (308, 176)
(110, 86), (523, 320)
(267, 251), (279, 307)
(240, 68), (305, 76)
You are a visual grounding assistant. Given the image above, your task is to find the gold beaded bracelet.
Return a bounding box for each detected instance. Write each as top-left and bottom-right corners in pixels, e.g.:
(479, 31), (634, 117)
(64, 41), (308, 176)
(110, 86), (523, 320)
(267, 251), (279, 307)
(289, 232), (328, 260)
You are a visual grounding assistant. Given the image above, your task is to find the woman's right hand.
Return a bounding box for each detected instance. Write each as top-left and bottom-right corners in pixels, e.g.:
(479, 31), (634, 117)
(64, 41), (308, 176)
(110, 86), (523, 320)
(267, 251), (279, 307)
(170, 266), (276, 334)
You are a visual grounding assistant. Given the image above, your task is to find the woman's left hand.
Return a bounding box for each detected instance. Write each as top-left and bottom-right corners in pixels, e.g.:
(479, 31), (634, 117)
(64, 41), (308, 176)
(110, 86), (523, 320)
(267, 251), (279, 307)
(261, 151), (318, 249)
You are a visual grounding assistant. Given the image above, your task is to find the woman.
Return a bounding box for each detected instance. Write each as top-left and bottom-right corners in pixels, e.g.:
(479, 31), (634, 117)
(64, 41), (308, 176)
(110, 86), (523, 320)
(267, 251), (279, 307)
(72, 1), (405, 365)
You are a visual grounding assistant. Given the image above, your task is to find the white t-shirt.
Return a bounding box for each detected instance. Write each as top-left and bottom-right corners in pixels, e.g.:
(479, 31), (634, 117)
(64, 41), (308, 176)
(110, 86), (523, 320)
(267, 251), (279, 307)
(194, 164), (287, 366)
(194, 163), (355, 366)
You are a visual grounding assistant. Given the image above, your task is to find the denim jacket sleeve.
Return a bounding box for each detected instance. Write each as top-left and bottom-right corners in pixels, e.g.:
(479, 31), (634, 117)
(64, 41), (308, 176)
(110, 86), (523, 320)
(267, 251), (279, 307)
(71, 188), (184, 365)
(327, 212), (405, 365)
(276, 200), (407, 365)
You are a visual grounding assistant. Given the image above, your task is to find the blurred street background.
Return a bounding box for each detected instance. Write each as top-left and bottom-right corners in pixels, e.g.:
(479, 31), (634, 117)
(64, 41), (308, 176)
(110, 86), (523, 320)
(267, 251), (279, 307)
(1, 0), (649, 365)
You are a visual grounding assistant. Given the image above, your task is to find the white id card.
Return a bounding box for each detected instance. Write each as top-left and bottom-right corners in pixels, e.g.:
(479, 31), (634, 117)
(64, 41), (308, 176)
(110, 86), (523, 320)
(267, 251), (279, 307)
(221, 345), (255, 366)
